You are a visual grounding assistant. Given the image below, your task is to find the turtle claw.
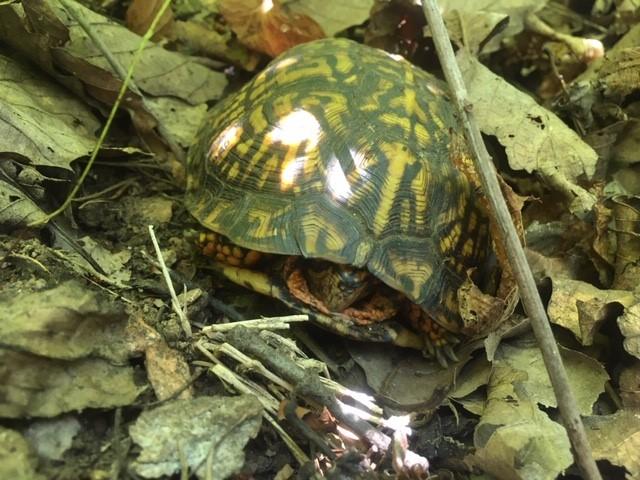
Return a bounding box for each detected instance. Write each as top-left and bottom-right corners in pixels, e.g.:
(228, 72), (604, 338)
(423, 338), (436, 358)
(435, 348), (448, 368)
(443, 344), (458, 362)
(432, 344), (458, 368)
(423, 334), (460, 368)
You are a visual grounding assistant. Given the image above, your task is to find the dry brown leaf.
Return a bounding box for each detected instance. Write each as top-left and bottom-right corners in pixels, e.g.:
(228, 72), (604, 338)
(598, 47), (640, 99)
(441, 9), (508, 54)
(592, 198), (616, 286)
(0, 53), (100, 171)
(439, 0), (546, 54)
(0, 281), (132, 362)
(584, 411), (640, 478)
(125, 0), (174, 38)
(0, 349), (143, 418)
(145, 341), (193, 401)
(457, 49), (598, 218)
(611, 196), (640, 290)
(458, 276), (511, 337)
(619, 302), (640, 359)
(130, 396), (263, 478)
(285, 0), (373, 37)
(547, 278), (635, 345)
(0, 427), (45, 480)
(126, 1), (264, 71)
(613, 121), (640, 165)
(171, 20), (262, 71)
(526, 248), (583, 280)
(619, 364), (640, 409)
(219, 0), (325, 57)
(348, 342), (458, 409)
(470, 362), (573, 479)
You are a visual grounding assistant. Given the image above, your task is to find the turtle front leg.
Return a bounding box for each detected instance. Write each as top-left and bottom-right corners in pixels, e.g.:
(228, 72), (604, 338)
(405, 303), (460, 367)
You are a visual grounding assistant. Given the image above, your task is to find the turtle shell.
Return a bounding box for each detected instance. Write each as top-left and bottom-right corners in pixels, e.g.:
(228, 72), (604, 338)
(186, 38), (488, 333)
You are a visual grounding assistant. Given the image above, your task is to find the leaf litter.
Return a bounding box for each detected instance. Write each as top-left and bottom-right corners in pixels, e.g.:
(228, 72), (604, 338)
(0, 0), (639, 478)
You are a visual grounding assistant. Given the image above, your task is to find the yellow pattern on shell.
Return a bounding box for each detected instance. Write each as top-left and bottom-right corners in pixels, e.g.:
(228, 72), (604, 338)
(373, 142), (413, 236)
(185, 38), (489, 334)
(334, 52), (354, 74)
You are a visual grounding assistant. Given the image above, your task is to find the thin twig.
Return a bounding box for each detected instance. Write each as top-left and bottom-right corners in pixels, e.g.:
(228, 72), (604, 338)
(421, 2), (602, 479)
(201, 314), (308, 333)
(148, 225), (192, 337)
(6, 254), (51, 274)
(109, 408), (124, 480)
(201, 340), (295, 392)
(74, 177), (137, 203)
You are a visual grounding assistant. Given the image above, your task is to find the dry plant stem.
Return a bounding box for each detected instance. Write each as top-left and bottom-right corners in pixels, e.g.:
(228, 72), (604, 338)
(259, 330), (310, 359)
(148, 225), (192, 337)
(261, 413), (311, 466)
(74, 178), (137, 203)
(284, 398), (335, 459)
(110, 408), (123, 480)
(421, 2), (602, 479)
(201, 314), (308, 333)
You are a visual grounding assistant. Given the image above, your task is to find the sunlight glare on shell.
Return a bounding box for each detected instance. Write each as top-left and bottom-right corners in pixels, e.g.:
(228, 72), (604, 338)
(326, 156), (352, 201)
(267, 109), (322, 147)
(258, 56), (300, 83)
(385, 51), (405, 62)
(272, 56), (299, 72)
(209, 123), (242, 160)
(349, 147), (370, 179)
(261, 0), (274, 13)
(280, 155), (307, 189)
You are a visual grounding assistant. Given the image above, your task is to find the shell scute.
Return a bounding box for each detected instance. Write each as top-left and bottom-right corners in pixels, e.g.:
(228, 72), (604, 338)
(186, 38), (488, 331)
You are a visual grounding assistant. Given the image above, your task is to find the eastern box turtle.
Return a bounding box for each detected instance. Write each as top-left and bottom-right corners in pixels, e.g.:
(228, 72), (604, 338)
(186, 38), (489, 363)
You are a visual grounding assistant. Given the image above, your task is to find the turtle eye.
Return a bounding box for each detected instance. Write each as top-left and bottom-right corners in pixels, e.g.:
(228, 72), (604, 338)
(338, 270), (363, 291)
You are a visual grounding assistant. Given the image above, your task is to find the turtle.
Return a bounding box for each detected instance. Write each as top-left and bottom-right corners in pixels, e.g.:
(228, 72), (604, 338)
(185, 38), (489, 363)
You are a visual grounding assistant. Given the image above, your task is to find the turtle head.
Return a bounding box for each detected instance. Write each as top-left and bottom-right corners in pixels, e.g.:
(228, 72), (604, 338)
(304, 261), (374, 312)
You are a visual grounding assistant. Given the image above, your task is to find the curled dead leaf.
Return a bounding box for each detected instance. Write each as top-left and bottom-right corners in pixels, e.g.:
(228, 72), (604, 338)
(618, 302), (640, 359)
(619, 364), (640, 409)
(611, 196), (640, 290)
(592, 198), (616, 285)
(547, 277), (634, 346)
(219, 0), (325, 57)
(458, 274), (515, 337)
